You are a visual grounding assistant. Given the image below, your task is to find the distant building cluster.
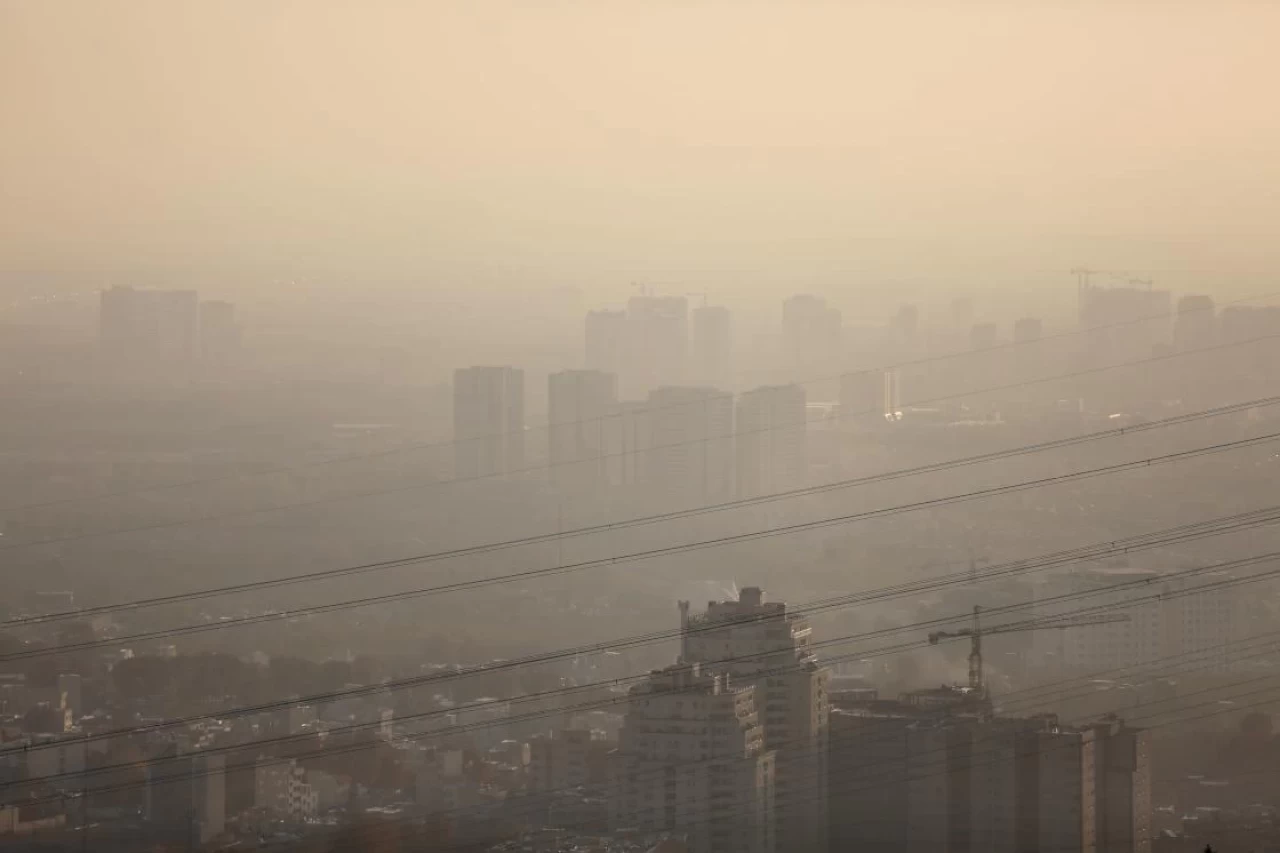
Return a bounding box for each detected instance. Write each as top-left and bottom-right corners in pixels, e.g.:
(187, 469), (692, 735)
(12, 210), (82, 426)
(98, 286), (241, 379)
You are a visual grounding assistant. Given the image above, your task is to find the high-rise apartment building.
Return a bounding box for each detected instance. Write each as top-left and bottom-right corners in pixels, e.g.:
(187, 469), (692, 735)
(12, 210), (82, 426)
(678, 588), (829, 853)
(1219, 304), (1280, 343)
(840, 369), (899, 423)
(1172, 296), (1217, 352)
(1077, 284), (1172, 363)
(612, 663), (776, 853)
(692, 305), (732, 388)
(600, 399), (651, 489)
(255, 758), (318, 822)
(144, 749), (225, 846)
(892, 304), (920, 341)
(586, 309), (627, 375)
(1168, 295), (1219, 407)
(1014, 317), (1044, 344)
(1037, 565), (1238, 673)
(548, 370), (618, 491)
(644, 386), (734, 503)
(782, 295), (841, 370)
(830, 699), (1148, 853)
(1093, 719), (1152, 853)
(453, 366), (525, 480)
(626, 296), (689, 397)
(1216, 304), (1280, 401)
(735, 384), (807, 498)
(529, 728), (592, 793)
(99, 286), (200, 375)
(970, 322), (998, 351)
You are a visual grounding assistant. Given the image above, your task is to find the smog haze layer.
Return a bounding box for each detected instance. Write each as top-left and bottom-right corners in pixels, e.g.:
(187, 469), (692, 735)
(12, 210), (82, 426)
(3, 0), (1280, 315)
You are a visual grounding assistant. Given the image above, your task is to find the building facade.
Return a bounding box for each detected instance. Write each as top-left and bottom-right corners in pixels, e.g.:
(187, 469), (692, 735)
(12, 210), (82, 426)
(612, 663), (775, 853)
(678, 588), (829, 853)
(643, 386), (734, 503)
(453, 366), (525, 480)
(735, 384), (807, 499)
(548, 370), (618, 492)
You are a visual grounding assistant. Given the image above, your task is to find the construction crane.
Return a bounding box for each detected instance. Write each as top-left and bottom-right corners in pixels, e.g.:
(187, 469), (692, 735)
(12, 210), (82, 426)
(929, 606), (1130, 693)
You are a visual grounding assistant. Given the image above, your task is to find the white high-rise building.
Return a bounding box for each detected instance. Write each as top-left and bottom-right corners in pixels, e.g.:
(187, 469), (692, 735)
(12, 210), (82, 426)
(548, 370), (618, 491)
(612, 663), (775, 853)
(735, 384), (807, 498)
(644, 386), (734, 503)
(679, 588), (829, 853)
(453, 366), (525, 480)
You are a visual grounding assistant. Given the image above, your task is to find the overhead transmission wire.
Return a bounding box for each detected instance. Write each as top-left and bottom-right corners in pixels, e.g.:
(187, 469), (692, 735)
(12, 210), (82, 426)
(5, 389), (1274, 799)
(5, 297), (1269, 835)
(4, 322), (1279, 560)
(15, 543), (1280, 799)
(15, 611), (1272, 818)
(246, 540), (1280, 850)
(292, 687), (1280, 853)
(247, 632), (1280, 853)
(8, 385), (1278, 631)
(288, 614), (1280, 853)
(6, 500), (1279, 764)
(7, 422), (1280, 662)
(6, 286), (1272, 518)
(40, 624), (1280, 853)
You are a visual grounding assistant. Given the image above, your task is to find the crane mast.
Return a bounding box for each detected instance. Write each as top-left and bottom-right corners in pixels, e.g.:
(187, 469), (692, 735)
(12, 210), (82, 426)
(929, 605), (1131, 693)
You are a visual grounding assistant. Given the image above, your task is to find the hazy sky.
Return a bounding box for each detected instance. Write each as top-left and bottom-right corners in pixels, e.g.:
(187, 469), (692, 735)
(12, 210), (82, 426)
(3, 1), (1279, 308)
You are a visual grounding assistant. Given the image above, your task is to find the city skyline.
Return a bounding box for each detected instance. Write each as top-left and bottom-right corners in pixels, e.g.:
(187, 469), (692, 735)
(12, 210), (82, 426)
(3, 2), (1279, 851)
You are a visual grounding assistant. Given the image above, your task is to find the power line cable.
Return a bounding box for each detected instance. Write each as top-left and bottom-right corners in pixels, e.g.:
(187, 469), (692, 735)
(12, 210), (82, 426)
(7, 426), (1278, 662)
(5, 327), (1277, 557)
(10, 389), (1276, 630)
(7, 500), (1279, 754)
(14, 548), (1280, 797)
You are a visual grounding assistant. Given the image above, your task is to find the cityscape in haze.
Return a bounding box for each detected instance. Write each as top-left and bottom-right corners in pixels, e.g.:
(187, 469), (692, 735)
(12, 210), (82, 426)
(4, 3), (1280, 853)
